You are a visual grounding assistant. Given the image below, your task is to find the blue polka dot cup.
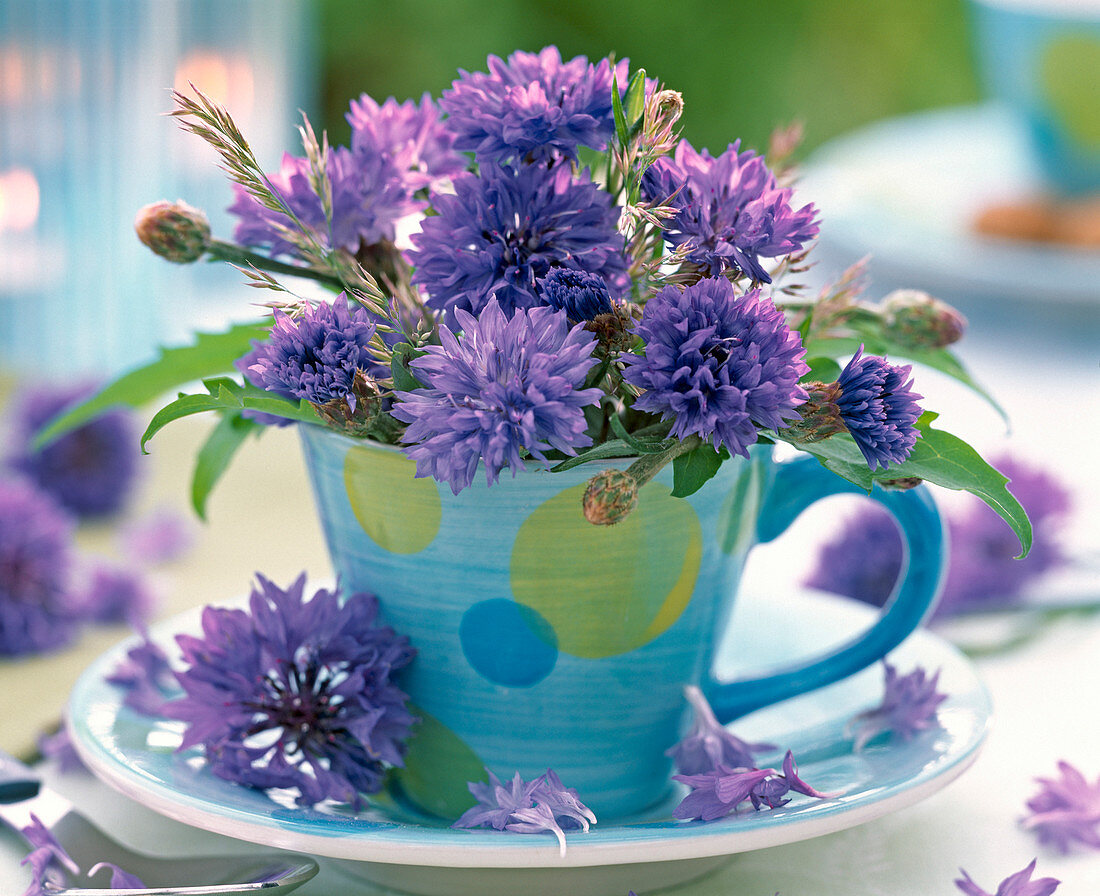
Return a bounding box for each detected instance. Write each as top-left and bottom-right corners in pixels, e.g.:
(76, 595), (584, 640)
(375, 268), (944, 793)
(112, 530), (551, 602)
(300, 425), (945, 820)
(970, 0), (1100, 194)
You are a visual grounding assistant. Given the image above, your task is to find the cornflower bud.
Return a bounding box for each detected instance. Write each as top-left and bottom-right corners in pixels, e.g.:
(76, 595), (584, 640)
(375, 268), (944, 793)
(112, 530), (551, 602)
(882, 290), (967, 349)
(311, 370), (385, 437)
(782, 381), (846, 444)
(879, 477), (923, 490)
(134, 200), (211, 264)
(583, 468), (639, 526)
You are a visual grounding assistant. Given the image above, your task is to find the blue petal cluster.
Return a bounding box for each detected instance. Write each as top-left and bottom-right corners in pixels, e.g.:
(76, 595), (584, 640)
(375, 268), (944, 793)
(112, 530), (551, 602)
(244, 294), (383, 408)
(537, 268), (614, 321)
(229, 146), (416, 258)
(1023, 760), (1100, 853)
(454, 768), (597, 856)
(622, 278), (808, 456)
(0, 478), (77, 656)
(407, 161), (629, 326)
(165, 573), (416, 808)
(956, 861), (1060, 896)
(440, 47), (626, 164)
(835, 347), (922, 471)
(392, 300), (602, 494)
(666, 686), (774, 775)
(849, 661), (947, 751)
(644, 140), (819, 283)
(8, 385), (137, 519)
(346, 92), (467, 192)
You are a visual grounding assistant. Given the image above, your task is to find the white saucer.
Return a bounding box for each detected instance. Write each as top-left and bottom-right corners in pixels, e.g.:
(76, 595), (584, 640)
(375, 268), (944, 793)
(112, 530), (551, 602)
(68, 586), (990, 896)
(800, 103), (1100, 307)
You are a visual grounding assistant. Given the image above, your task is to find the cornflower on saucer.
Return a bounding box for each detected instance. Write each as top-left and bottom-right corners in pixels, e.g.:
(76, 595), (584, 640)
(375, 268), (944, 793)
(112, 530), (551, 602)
(454, 768), (597, 856)
(667, 685), (774, 775)
(1021, 760), (1100, 852)
(849, 661), (947, 751)
(955, 859), (1060, 896)
(672, 751), (836, 821)
(164, 573), (415, 808)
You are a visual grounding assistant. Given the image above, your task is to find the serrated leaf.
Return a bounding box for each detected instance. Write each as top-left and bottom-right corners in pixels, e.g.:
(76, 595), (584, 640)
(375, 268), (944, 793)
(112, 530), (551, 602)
(35, 319), (270, 447)
(769, 412), (1032, 557)
(391, 342), (426, 392)
(191, 413), (260, 520)
(671, 443), (724, 498)
(141, 377), (321, 452)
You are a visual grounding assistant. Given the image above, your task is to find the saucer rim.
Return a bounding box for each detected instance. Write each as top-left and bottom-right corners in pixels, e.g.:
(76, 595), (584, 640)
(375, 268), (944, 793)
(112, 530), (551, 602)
(68, 587), (991, 869)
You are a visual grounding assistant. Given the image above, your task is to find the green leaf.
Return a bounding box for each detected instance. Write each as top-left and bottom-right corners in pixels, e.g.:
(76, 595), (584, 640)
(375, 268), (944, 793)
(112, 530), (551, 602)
(624, 69), (648, 129)
(141, 377), (322, 452)
(770, 412), (1032, 557)
(191, 413), (260, 520)
(671, 443), (724, 498)
(390, 342), (426, 391)
(35, 319), (271, 447)
(610, 72), (630, 147)
(549, 439), (636, 472)
(802, 356), (842, 383)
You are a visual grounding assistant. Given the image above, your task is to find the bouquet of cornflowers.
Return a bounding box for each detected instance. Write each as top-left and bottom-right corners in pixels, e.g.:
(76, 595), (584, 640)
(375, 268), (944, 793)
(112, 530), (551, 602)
(42, 46), (1029, 548)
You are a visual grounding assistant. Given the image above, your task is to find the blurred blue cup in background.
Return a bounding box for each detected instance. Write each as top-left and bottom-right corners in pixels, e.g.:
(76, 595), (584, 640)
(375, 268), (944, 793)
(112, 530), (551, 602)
(970, 0), (1100, 195)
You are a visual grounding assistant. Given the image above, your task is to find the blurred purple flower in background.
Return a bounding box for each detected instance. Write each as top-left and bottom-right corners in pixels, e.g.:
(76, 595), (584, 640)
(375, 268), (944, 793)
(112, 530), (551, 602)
(408, 161), (629, 325)
(643, 139), (818, 283)
(1021, 760), (1100, 853)
(440, 47), (625, 164)
(622, 278), (808, 457)
(0, 478), (79, 656)
(454, 768), (597, 856)
(165, 574), (415, 808)
(804, 455), (1072, 616)
(78, 563), (157, 626)
(955, 859), (1059, 896)
(6, 385), (137, 519)
(394, 300), (602, 494)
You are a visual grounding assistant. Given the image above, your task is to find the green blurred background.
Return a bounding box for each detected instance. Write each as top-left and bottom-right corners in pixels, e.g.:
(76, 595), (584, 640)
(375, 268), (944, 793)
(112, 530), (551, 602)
(314, 0), (981, 156)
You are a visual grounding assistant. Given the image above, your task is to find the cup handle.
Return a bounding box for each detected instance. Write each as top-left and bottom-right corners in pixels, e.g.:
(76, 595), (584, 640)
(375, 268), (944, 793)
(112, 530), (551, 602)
(703, 454), (946, 724)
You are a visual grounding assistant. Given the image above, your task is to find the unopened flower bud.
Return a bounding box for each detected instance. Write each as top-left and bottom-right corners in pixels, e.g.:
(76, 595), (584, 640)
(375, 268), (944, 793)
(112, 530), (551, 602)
(584, 304), (635, 356)
(882, 290), (967, 349)
(134, 200), (211, 264)
(879, 476), (923, 490)
(783, 381), (846, 443)
(311, 370), (385, 437)
(583, 468), (638, 526)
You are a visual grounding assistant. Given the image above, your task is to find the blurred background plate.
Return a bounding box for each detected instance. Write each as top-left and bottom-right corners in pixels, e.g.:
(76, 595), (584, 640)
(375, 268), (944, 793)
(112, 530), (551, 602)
(801, 103), (1100, 308)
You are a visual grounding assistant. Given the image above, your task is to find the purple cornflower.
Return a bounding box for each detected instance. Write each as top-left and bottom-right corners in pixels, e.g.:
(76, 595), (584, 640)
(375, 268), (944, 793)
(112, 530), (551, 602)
(1021, 760), (1100, 853)
(7, 385), (137, 519)
(106, 631), (175, 716)
(454, 768), (597, 856)
(440, 47), (627, 164)
(228, 146), (416, 258)
(164, 573), (415, 808)
(0, 477), (78, 656)
(537, 269), (614, 322)
(621, 279), (808, 457)
(643, 139), (818, 284)
(38, 721), (85, 774)
(804, 455), (1070, 616)
(244, 294), (383, 408)
(955, 860), (1060, 896)
(667, 686), (774, 775)
(347, 92), (466, 192)
(849, 661), (947, 751)
(78, 563), (157, 626)
(393, 299), (602, 494)
(673, 751), (836, 821)
(407, 161), (629, 326)
(834, 347), (922, 471)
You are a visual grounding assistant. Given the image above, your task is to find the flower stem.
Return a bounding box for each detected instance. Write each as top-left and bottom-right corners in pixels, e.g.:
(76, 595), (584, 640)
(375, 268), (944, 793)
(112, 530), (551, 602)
(206, 239), (345, 290)
(625, 434), (701, 487)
